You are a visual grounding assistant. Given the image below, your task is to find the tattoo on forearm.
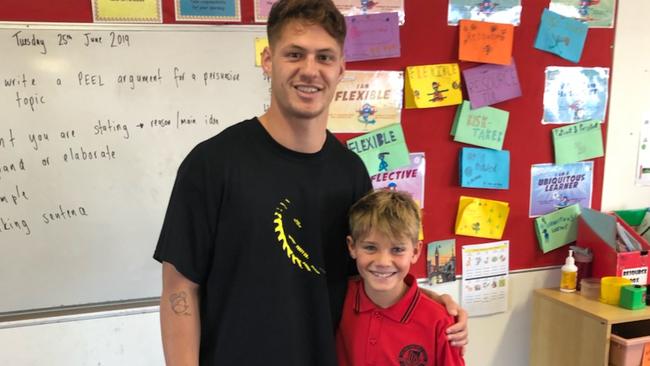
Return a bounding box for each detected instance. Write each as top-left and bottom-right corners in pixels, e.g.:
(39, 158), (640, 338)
(169, 291), (191, 316)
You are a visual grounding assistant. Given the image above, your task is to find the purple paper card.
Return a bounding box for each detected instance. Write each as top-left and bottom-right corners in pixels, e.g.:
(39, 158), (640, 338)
(344, 12), (400, 62)
(463, 60), (522, 109)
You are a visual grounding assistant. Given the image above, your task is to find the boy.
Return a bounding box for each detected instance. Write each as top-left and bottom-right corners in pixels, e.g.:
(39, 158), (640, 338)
(337, 189), (465, 366)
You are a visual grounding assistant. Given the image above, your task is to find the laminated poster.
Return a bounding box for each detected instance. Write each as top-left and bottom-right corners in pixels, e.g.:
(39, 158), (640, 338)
(93, 0), (162, 23)
(637, 116), (650, 186)
(427, 239), (457, 285)
(529, 162), (593, 217)
(370, 152), (425, 207)
(542, 66), (609, 124)
(462, 240), (509, 317)
(448, 0), (522, 26)
(328, 70), (403, 133)
(175, 0), (241, 21)
(256, 0), (407, 24)
(549, 0), (616, 28)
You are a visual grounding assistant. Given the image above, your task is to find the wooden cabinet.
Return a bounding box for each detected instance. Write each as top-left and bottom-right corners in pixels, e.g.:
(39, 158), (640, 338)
(530, 288), (650, 366)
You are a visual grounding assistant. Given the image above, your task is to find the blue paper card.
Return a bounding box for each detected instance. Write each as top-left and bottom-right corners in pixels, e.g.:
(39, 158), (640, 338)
(459, 147), (510, 190)
(534, 8), (588, 63)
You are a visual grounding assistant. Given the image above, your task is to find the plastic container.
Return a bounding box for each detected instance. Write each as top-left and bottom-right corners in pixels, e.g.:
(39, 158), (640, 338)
(579, 278), (601, 300)
(560, 250), (578, 292)
(609, 320), (650, 366)
(600, 276), (632, 305)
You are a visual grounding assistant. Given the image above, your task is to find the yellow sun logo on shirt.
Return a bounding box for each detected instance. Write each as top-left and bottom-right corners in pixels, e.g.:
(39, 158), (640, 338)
(273, 198), (323, 275)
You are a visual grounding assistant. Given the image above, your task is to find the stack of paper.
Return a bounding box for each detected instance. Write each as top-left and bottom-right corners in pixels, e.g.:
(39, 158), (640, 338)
(404, 63), (463, 109)
(459, 147), (510, 189)
(451, 101), (509, 150)
(455, 196), (510, 239)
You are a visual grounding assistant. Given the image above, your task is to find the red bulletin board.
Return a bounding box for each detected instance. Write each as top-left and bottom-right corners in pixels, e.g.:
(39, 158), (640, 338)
(0, 0), (616, 277)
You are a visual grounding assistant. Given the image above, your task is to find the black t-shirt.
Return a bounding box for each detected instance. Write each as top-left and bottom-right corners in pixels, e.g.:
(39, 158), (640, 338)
(154, 118), (372, 365)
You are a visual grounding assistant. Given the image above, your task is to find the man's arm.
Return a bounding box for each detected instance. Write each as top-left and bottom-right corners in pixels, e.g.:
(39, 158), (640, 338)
(160, 261), (201, 366)
(421, 288), (468, 354)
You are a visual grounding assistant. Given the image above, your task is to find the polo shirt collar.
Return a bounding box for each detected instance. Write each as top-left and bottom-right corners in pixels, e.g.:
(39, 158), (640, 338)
(353, 274), (421, 324)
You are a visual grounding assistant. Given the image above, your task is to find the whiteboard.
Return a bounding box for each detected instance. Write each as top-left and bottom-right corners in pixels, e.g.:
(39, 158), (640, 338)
(0, 23), (269, 313)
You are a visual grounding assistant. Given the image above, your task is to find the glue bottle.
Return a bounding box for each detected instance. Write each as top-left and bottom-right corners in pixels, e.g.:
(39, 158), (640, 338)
(560, 250), (578, 293)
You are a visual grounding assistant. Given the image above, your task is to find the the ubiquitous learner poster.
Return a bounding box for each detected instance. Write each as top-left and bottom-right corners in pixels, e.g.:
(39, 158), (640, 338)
(371, 152), (425, 207)
(448, 0), (522, 26)
(549, 0), (616, 28)
(328, 70), (403, 133)
(175, 0), (241, 21)
(344, 12), (401, 62)
(93, 0), (162, 23)
(427, 239), (457, 285)
(335, 0), (406, 25)
(638, 116), (650, 186)
(462, 240), (509, 317)
(542, 66), (609, 124)
(529, 161), (593, 217)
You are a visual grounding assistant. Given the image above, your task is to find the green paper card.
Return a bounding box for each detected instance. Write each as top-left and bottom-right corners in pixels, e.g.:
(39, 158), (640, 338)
(534, 203), (581, 253)
(552, 120), (604, 164)
(451, 100), (509, 150)
(347, 123), (411, 176)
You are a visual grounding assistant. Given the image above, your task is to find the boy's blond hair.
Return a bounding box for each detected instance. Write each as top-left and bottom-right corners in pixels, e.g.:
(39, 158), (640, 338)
(348, 189), (421, 244)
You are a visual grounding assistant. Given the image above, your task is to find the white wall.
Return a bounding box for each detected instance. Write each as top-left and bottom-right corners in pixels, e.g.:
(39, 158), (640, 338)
(0, 269), (559, 366)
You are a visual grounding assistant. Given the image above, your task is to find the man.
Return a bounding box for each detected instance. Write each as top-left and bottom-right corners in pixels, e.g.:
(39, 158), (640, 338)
(154, 0), (467, 364)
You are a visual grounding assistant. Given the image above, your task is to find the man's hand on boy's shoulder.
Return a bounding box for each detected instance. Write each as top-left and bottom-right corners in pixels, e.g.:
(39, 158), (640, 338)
(420, 289), (468, 355)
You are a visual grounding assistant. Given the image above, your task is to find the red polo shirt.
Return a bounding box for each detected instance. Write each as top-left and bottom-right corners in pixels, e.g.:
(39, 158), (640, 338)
(336, 274), (465, 366)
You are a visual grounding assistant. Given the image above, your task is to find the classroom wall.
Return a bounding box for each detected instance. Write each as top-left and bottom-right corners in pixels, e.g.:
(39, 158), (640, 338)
(0, 1), (643, 366)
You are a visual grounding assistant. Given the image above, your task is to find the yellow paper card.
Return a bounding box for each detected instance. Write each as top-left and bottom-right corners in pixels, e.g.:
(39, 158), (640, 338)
(405, 63), (462, 109)
(255, 38), (269, 67)
(93, 0), (162, 23)
(455, 196), (510, 239)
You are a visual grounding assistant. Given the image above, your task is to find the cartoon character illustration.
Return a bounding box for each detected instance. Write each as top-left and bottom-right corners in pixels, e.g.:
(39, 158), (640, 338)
(554, 194), (571, 209)
(477, 0), (498, 15)
(357, 103), (377, 126)
(360, 0), (378, 12)
(427, 81), (448, 103)
(386, 182), (398, 190)
(568, 100), (585, 121)
(378, 152), (390, 172)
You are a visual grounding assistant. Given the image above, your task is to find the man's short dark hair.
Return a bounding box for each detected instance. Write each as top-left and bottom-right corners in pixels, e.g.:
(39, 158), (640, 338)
(267, 0), (347, 47)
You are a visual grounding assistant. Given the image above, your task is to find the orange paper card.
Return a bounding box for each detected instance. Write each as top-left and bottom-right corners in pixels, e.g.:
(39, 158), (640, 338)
(642, 342), (650, 366)
(459, 20), (514, 65)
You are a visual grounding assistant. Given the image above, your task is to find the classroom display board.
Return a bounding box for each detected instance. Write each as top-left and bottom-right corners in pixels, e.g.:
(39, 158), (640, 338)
(0, 0), (616, 313)
(0, 24), (269, 313)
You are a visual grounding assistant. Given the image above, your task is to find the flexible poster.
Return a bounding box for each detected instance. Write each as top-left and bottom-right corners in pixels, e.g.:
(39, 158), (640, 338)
(529, 162), (594, 217)
(328, 70), (403, 133)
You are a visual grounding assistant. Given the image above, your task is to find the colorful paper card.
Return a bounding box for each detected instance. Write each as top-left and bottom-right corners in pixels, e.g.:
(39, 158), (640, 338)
(534, 203), (581, 253)
(534, 8), (588, 63)
(458, 19), (514, 65)
(549, 0), (616, 28)
(371, 152), (426, 207)
(542, 66), (609, 124)
(175, 0), (241, 21)
(455, 196), (510, 239)
(254, 0), (274, 22)
(463, 60), (522, 108)
(346, 123), (410, 176)
(529, 162), (593, 217)
(451, 101), (509, 150)
(92, 0), (162, 23)
(552, 120), (604, 164)
(460, 147), (510, 190)
(344, 12), (400, 62)
(448, 0), (522, 26)
(334, 0), (406, 25)
(404, 63), (462, 109)
(254, 37), (269, 66)
(427, 239), (457, 284)
(329, 70), (403, 133)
